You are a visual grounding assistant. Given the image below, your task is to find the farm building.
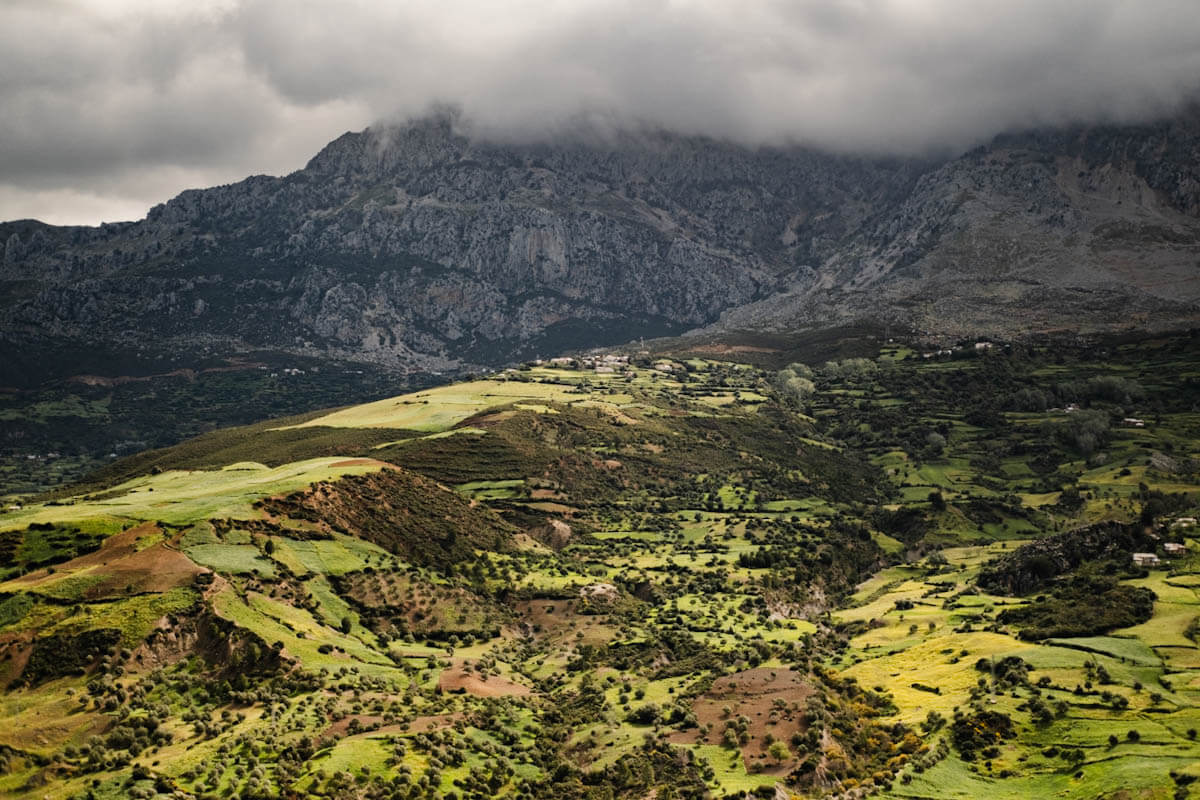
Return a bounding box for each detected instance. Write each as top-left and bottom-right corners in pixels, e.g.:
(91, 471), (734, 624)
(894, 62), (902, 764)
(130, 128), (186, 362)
(1132, 552), (1161, 567)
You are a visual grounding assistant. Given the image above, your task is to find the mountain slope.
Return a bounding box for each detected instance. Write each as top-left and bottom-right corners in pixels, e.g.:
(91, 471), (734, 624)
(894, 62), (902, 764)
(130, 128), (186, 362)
(716, 111), (1200, 337)
(0, 113), (922, 380)
(2, 110), (1199, 384)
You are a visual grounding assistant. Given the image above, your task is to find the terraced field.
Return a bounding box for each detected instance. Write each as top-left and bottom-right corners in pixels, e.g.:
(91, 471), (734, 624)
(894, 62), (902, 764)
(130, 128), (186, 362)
(0, 336), (1196, 799)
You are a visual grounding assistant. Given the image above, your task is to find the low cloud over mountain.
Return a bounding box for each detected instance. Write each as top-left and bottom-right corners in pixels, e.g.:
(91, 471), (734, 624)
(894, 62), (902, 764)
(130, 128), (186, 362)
(3, 0), (1199, 224)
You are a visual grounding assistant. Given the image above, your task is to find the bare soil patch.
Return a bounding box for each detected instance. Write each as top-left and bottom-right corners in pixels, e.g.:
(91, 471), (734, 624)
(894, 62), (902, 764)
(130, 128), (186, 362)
(670, 667), (811, 774)
(82, 541), (205, 598)
(438, 662), (531, 697)
(512, 598), (617, 646)
(11, 522), (206, 599)
(328, 458), (389, 468)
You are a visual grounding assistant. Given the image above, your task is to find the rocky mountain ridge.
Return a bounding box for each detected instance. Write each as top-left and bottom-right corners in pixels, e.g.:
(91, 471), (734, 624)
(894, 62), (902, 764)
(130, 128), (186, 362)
(2, 109), (1199, 383)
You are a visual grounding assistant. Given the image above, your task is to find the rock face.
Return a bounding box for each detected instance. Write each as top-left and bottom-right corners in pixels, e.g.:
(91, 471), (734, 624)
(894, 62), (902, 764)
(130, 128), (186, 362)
(714, 113), (1200, 338)
(2, 108), (1199, 380)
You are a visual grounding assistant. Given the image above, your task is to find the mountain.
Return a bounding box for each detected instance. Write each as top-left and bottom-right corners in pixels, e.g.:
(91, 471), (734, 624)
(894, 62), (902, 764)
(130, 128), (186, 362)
(4, 109), (1198, 387)
(717, 111), (1200, 338)
(0, 113), (918, 384)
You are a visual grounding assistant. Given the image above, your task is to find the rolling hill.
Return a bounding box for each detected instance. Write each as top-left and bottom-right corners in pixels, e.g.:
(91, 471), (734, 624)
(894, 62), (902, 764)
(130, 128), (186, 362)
(0, 333), (1197, 798)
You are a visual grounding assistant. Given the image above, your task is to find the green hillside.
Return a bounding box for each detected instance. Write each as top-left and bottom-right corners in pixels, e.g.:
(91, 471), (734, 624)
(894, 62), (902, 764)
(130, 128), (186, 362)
(0, 335), (1197, 799)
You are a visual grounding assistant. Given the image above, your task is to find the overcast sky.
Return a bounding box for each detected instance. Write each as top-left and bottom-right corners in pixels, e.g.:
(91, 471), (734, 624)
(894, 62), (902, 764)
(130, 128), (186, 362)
(3, 0), (1199, 226)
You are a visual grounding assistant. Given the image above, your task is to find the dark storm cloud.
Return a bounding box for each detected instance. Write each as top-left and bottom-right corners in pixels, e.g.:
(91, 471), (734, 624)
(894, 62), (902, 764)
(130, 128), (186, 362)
(2, 0), (1199, 224)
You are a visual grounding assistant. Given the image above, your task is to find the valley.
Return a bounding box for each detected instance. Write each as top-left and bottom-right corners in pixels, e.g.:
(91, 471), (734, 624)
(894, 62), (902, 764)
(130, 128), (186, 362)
(0, 330), (1197, 798)
(5, 109), (1199, 505)
(0, 352), (412, 497)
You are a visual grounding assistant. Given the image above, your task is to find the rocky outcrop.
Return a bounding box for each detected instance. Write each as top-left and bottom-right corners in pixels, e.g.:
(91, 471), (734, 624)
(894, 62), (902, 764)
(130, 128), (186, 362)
(976, 521), (1154, 596)
(713, 110), (1200, 338)
(2, 108), (1199, 380)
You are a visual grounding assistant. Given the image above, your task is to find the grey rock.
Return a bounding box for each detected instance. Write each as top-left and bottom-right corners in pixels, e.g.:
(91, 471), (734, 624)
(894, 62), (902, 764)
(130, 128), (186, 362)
(2, 108), (1198, 380)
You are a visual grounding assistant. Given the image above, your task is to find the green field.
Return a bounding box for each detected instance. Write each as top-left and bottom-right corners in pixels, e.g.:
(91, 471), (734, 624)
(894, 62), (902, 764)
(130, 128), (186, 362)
(280, 377), (589, 431)
(0, 457), (387, 530)
(0, 339), (1196, 799)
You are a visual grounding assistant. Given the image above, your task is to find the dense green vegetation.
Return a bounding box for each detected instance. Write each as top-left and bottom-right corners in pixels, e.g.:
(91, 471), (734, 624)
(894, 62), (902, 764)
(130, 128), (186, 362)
(0, 523), (107, 579)
(997, 578), (1156, 640)
(0, 350), (415, 496)
(0, 331), (1196, 799)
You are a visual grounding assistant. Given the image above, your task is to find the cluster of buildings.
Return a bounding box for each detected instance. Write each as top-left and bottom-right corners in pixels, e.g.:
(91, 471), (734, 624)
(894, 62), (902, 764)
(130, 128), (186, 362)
(536, 353), (631, 374)
(919, 341), (996, 359)
(1133, 546), (1183, 567)
(532, 351), (678, 376)
(1132, 517), (1197, 567)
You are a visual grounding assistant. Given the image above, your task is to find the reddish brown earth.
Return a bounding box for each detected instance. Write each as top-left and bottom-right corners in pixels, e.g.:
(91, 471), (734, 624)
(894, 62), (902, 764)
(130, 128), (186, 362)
(39, 521), (154, 571)
(670, 667), (812, 774)
(318, 712), (464, 744)
(467, 410), (517, 426)
(11, 522), (206, 600)
(328, 458), (391, 468)
(437, 662), (531, 697)
(87, 542), (204, 597)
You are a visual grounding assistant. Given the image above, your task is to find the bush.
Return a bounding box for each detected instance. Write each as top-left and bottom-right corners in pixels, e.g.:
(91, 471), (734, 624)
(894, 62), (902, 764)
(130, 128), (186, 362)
(952, 711), (1015, 760)
(626, 704), (660, 725)
(998, 580), (1155, 640)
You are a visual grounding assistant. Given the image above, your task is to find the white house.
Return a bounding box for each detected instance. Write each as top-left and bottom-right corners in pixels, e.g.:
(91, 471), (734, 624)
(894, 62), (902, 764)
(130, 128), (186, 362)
(1132, 552), (1161, 567)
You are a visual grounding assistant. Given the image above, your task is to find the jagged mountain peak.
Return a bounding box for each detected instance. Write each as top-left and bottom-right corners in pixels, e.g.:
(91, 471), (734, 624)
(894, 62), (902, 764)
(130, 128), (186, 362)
(2, 111), (1198, 386)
